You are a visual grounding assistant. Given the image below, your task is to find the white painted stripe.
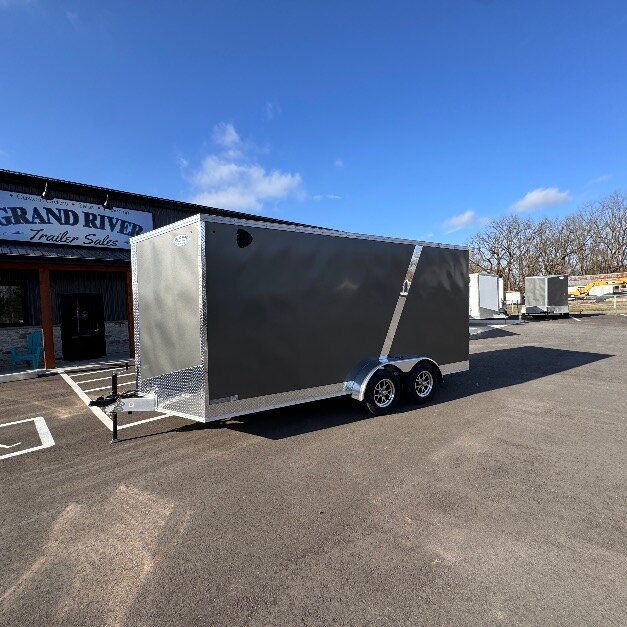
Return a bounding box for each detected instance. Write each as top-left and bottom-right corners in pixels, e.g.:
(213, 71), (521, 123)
(56, 359), (134, 372)
(74, 373), (134, 385)
(117, 414), (173, 430)
(83, 380), (134, 394)
(620, 313), (627, 317)
(62, 366), (130, 378)
(0, 417), (54, 460)
(570, 316), (581, 322)
(62, 369), (172, 434)
(60, 372), (113, 430)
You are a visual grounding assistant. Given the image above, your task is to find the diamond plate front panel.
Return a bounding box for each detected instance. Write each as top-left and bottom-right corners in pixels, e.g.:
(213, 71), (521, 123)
(139, 364), (206, 419)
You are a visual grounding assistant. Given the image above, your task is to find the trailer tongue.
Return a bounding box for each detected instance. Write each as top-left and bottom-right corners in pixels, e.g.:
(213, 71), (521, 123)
(100, 215), (469, 426)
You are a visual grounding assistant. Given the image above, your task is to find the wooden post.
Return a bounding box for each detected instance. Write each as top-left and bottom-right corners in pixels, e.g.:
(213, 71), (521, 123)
(38, 268), (56, 369)
(126, 270), (135, 358)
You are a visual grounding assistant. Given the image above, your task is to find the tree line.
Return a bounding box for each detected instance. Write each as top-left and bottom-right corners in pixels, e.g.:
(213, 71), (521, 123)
(468, 192), (627, 291)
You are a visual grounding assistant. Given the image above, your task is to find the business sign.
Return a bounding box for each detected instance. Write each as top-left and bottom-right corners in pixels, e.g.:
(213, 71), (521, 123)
(0, 190), (154, 249)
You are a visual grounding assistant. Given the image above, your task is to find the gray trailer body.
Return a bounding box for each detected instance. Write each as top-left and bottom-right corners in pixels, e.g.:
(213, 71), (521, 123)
(131, 215), (469, 422)
(522, 275), (569, 316)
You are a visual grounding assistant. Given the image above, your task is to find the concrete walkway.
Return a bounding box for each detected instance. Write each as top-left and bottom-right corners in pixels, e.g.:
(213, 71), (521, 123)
(0, 354), (133, 384)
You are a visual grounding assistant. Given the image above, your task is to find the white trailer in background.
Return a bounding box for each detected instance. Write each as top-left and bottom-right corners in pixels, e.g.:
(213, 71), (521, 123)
(505, 290), (522, 306)
(469, 273), (505, 319)
(588, 283), (627, 297)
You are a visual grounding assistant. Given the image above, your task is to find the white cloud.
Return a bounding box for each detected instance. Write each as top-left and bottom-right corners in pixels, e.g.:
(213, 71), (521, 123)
(265, 101), (282, 121)
(187, 123), (303, 212)
(175, 153), (189, 171)
(443, 210), (475, 233)
(334, 158), (344, 170)
(312, 194), (342, 201)
(510, 187), (571, 212)
(211, 122), (241, 148)
(587, 174), (611, 186)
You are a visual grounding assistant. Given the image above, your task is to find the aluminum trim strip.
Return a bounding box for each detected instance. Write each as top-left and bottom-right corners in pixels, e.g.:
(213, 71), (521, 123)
(130, 242), (141, 386)
(380, 244), (422, 356)
(198, 221), (210, 415)
(196, 215), (469, 251)
(203, 382), (348, 422)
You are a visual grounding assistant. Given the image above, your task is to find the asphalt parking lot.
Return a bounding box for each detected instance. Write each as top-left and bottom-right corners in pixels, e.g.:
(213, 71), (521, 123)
(1, 315), (625, 626)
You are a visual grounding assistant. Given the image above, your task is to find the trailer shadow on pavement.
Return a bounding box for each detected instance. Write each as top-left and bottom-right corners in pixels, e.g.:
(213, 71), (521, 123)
(469, 327), (518, 340)
(183, 345), (612, 441)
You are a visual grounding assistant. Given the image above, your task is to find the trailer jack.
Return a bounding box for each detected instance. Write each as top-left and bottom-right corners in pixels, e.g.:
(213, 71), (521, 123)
(89, 372), (156, 443)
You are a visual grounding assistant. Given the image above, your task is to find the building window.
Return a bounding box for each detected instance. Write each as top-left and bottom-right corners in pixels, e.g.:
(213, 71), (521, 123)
(0, 284), (25, 325)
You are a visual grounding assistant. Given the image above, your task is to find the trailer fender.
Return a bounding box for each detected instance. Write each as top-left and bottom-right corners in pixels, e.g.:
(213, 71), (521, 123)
(345, 357), (441, 401)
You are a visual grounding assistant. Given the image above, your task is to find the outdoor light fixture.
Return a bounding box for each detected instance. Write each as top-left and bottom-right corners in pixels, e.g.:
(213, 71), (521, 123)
(41, 182), (53, 200)
(102, 194), (111, 209)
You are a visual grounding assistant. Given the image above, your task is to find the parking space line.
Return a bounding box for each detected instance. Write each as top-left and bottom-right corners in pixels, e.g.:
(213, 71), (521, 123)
(63, 366), (130, 378)
(60, 370), (172, 433)
(118, 414), (174, 430)
(60, 372), (113, 430)
(570, 316), (582, 322)
(83, 380), (134, 394)
(0, 417), (54, 460)
(75, 373), (135, 385)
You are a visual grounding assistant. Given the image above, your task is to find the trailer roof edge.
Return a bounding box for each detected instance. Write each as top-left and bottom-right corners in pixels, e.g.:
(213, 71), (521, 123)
(130, 214), (468, 250)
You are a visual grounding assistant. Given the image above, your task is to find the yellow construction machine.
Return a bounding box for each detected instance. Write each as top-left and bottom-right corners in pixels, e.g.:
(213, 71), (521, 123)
(570, 277), (627, 299)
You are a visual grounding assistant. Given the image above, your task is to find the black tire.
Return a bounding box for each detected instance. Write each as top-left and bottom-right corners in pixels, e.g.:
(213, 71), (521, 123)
(405, 362), (439, 405)
(363, 369), (400, 416)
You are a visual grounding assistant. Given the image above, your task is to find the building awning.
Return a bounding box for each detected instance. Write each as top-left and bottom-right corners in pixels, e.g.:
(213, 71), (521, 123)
(0, 240), (130, 263)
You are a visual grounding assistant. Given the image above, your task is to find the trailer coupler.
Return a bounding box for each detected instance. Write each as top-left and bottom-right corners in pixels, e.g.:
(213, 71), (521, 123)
(89, 390), (157, 413)
(89, 389), (157, 444)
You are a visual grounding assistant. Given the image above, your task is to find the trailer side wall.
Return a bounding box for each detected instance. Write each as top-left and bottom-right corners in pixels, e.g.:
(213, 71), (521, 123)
(203, 221), (414, 401)
(389, 246), (469, 365)
(525, 277), (545, 308)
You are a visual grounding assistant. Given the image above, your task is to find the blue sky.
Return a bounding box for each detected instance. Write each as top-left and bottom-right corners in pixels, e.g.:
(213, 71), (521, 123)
(1, 0), (626, 244)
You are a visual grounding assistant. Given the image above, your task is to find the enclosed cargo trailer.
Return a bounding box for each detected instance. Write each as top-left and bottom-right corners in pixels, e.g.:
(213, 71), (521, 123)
(505, 291), (522, 305)
(469, 273), (505, 319)
(127, 215), (469, 422)
(521, 275), (569, 317)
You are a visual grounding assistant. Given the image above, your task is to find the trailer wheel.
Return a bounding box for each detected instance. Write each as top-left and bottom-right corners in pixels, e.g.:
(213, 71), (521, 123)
(363, 369), (400, 416)
(405, 362), (438, 405)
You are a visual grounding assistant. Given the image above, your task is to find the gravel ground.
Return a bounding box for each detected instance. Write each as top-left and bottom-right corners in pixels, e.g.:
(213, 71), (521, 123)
(1, 314), (625, 626)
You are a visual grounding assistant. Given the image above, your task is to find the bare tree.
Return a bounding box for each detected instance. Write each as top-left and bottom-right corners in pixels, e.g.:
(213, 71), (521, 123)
(468, 191), (627, 287)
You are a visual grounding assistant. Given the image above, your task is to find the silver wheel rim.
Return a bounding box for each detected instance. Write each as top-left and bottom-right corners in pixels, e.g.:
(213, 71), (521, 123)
(414, 370), (433, 398)
(373, 378), (395, 408)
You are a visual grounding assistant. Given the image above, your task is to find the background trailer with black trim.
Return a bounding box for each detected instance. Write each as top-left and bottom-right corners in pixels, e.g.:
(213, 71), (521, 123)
(521, 275), (569, 317)
(129, 214), (469, 421)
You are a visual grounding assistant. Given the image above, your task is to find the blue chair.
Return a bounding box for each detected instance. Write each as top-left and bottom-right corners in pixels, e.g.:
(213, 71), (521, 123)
(10, 329), (43, 370)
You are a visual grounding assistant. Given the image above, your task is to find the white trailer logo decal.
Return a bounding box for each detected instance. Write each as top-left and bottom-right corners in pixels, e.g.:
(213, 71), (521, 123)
(172, 234), (191, 246)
